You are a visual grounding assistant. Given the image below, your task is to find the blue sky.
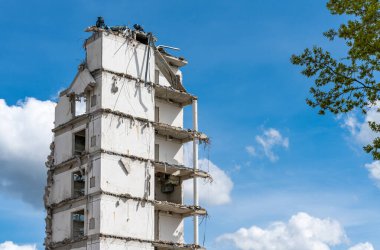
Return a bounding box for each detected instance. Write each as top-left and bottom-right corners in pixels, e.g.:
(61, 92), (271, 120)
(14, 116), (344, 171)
(0, 0), (379, 250)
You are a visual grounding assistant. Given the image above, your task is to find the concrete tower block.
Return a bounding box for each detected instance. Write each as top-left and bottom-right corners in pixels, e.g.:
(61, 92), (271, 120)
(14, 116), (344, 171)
(45, 20), (208, 250)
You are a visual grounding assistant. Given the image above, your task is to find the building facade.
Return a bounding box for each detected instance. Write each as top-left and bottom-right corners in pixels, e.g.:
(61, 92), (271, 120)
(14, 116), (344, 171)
(44, 19), (209, 250)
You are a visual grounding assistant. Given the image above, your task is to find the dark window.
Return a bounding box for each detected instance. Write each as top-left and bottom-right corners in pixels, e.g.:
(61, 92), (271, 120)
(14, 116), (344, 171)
(72, 171), (85, 198)
(72, 210), (85, 238)
(74, 130), (86, 155)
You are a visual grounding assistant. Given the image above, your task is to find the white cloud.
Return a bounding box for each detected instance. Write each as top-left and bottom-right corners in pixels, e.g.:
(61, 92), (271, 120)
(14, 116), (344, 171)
(247, 128), (289, 162)
(183, 143), (233, 206)
(0, 241), (37, 250)
(217, 212), (348, 250)
(183, 159), (233, 206)
(0, 98), (55, 208)
(364, 161), (380, 187)
(340, 106), (380, 189)
(245, 146), (256, 156)
(348, 242), (374, 250)
(341, 105), (380, 145)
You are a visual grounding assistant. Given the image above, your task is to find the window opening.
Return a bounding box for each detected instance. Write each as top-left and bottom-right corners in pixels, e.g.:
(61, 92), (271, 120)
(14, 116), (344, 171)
(72, 171), (85, 198)
(74, 130), (86, 155)
(72, 210), (85, 238)
(72, 95), (86, 116)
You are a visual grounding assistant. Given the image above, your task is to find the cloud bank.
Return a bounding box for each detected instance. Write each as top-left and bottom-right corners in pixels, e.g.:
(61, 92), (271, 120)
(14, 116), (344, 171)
(217, 212), (347, 250)
(217, 212), (372, 250)
(348, 242), (374, 250)
(0, 98), (55, 208)
(0, 241), (37, 250)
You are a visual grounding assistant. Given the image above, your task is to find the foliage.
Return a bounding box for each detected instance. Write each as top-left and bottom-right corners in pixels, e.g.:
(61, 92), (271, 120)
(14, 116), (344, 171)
(291, 0), (380, 159)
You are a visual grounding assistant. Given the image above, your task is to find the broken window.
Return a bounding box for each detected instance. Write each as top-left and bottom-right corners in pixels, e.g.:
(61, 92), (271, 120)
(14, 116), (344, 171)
(155, 106), (160, 123)
(136, 32), (148, 45)
(159, 174), (179, 194)
(155, 144), (159, 161)
(72, 210), (84, 238)
(74, 130), (86, 155)
(72, 171), (85, 198)
(71, 94), (87, 117)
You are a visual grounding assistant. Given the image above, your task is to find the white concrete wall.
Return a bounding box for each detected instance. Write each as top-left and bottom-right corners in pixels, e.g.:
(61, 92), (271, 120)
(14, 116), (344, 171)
(86, 33), (154, 82)
(87, 196), (101, 236)
(155, 99), (183, 127)
(86, 239), (100, 250)
(155, 68), (171, 87)
(55, 95), (73, 127)
(100, 71), (154, 120)
(88, 73), (102, 114)
(100, 154), (154, 200)
(54, 115), (101, 164)
(55, 69), (101, 128)
(101, 114), (154, 159)
(49, 157), (101, 205)
(158, 212), (184, 243)
(86, 34), (102, 73)
(155, 137), (183, 165)
(52, 204), (87, 242)
(54, 124), (83, 164)
(154, 65), (183, 88)
(99, 195), (154, 240)
(88, 115), (102, 153)
(50, 156), (102, 205)
(99, 238), (153, 250)
(49, 168), (73, 204)
(88, 157), (102, 194)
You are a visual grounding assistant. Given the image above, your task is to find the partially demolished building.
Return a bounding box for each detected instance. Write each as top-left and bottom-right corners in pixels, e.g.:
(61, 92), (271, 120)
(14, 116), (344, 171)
(44, 18), (209, 250)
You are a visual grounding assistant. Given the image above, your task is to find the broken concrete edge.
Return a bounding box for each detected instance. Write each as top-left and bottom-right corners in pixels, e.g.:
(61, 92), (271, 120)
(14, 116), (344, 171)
(59, 67), (96, 97)
(48, 233), (204, 250)
(158, 47), (188, 67)
(84, 26), (158, 45)
(49, 148), (212, 181)
(83, 25), (187, 86)
(44, 142), (55, 248)
(52, 108), (209, 143)
(97, 68), (197, 103)
(153, 121), (209, 144)
(46, 235), (87, 249)
(58, 66), (195, 103)
(85, 26), (188, 67)
(153, 46), (186, 92)
(45, 190), (207, 216)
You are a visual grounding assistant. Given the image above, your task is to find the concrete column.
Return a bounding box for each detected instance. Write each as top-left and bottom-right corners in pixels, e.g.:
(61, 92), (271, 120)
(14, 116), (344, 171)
(192, 98), (199, 245)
